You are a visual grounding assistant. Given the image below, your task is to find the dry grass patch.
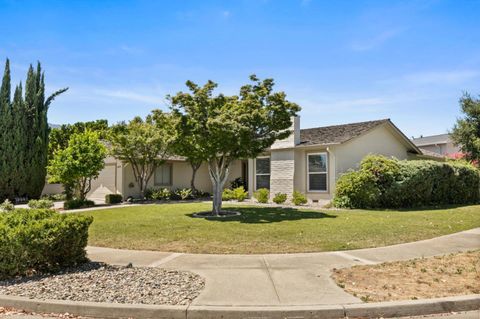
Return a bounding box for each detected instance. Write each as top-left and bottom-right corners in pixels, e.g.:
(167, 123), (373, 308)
(332, 250), (480, 302)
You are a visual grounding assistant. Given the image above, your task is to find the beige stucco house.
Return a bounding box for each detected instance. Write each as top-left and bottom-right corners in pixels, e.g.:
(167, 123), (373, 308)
(43, 117), (437, 203)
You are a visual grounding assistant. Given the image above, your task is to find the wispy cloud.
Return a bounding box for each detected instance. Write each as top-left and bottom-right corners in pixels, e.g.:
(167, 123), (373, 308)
(94, 89), (165, 105)
(119, 45), (144, 55)
(351, 27), (406, 51)
(403, 70), (480, 85)
(221, 10), (231, 19)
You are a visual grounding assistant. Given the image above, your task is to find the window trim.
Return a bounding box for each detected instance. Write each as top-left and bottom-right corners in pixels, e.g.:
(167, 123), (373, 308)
(307, 152), (328, 193)
(255, 156), (271, 190)
(154, 163), (173, 186)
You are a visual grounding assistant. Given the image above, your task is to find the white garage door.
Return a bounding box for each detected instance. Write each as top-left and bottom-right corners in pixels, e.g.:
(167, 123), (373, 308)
(87, 164), (117, 202)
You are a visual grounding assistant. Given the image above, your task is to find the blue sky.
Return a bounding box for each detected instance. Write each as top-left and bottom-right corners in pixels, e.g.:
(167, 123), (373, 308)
(1, 0), (479, 137)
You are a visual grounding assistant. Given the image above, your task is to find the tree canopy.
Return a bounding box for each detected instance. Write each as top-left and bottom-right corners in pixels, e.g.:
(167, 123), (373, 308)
(108, 112), (176, 198)
(170, 75), (300, 214)
(49, 119), (109, 161)
(451, 92), (480, 165)
(48, 130), (107, 200)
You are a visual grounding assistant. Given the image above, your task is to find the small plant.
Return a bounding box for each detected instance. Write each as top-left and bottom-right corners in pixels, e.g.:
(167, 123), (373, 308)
(360, 295), (371, 302)
(64, 199), (95, 210)
(105, 194), (123, 204)
(0, 199), (15, 212)
(272, 192), (287, 204)
(232, 186), (248, 202)
(28, 199), (54, 209)
(254, 188), (269, 203)
(222, 188), (234, 201)
(177, 188), (193, 200)
(230, 177), (246, 189)
(291, 191), (307, 206)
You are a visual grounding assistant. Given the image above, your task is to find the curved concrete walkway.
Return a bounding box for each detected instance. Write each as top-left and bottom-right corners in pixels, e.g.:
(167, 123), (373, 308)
(87, 228), (480, 307)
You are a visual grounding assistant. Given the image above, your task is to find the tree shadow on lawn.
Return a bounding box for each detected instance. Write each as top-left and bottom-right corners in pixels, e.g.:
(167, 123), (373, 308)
(186, 206), (337, 224)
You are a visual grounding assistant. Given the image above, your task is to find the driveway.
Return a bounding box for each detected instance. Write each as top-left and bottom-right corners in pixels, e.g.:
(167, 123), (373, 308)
(87, 228), (480, 307)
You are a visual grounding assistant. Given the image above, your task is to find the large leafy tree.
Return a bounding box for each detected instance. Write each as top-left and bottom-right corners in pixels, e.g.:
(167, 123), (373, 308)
(0, 59), (67, 201)
(170, 75), (300, 215)
(108, 112), (176, 198)
(171, 112), (208, 194)
(48, 131), (107, 201)
(451, 93), (480, 164)
(49, 119), (109, 161)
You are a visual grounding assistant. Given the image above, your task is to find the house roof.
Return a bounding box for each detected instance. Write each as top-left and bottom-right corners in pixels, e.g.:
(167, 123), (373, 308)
(411, 133), (450, 146)
(299, 119), (390, 146)
(418, 147), (446, 159)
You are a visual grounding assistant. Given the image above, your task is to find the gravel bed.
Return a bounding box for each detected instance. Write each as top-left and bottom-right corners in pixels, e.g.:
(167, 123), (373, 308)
(0, 262), (204, 305)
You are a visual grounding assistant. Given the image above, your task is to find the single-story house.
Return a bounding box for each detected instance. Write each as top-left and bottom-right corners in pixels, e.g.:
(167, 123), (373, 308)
(411, 133), (459, 157)
(43, 117), (439, 203)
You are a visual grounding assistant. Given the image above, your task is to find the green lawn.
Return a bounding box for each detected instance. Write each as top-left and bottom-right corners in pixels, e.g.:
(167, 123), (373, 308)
(81, 203), (480, 254)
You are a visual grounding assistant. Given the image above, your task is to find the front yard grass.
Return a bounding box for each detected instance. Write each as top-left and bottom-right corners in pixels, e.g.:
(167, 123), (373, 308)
(81, 203), (480, 254)
(332, 250), (480, 302)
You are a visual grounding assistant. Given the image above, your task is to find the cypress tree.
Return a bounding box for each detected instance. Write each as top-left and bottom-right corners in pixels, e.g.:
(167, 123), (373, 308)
(0, 59), (12, 200)
(0, 59), (67, 201)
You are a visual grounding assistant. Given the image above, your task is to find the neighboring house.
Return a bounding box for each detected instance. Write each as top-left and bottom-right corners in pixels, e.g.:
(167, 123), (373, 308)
(411, 133), (460, 157)
(42, 117), (439, 203)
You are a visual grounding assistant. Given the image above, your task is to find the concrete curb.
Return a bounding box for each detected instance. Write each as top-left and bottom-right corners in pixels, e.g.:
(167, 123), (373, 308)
(1, 294), (479, 319)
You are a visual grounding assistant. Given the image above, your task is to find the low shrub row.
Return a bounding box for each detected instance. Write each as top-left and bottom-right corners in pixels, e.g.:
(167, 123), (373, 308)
(0, 209), (93, 279)
(253, 189), (308, 206)
(28, 199), (54, 209)
(144, 187), (210, 201)
(63, 199), (95, 210)
(333, 155), (480, 209)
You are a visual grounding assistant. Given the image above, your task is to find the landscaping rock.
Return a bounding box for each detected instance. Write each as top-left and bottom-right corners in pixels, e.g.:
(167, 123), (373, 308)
(0, 262), (204, 306)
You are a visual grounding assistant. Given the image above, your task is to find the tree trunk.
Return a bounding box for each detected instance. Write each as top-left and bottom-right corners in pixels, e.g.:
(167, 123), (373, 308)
(190, 162), (201, 194)
(208, 158), (230, 216)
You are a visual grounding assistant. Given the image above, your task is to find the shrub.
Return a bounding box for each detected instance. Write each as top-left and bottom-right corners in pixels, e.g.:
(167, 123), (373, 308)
(0, 209), (93, 279)
(333, 155), (480, 209)
(105, 194), (123, 204)
(0, 199), (15, 212)
(28, 199), (54, 209)
(63, 199), (95, 210)
(272, 192), (287, 204)
(176, 188), (193, 200)
(145, 187), (171, 200)
(41, 193), (67, 201)
(230, 177), (246, 189)
(291, 191), (308, 206)
(232, 186), (248, 201)
(222, 188), (234, 201)
(333, 170), (380, 208)
(254, 188), (269, 203)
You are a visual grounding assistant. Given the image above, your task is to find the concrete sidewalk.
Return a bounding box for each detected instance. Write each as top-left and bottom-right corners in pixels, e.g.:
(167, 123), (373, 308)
(87, 228), (480, 307)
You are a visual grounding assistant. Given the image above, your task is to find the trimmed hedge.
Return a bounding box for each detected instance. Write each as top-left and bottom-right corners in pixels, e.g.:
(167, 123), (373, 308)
(333, 155), (480, 209)
(64, 199), (95, 210)
(105, 194), (123, 204)
(0, 209), (93, 279)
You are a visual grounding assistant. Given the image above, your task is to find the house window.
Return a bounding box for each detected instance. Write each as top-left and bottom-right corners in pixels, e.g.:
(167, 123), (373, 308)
(154, 163), (172, 186)
(307, 153), (328, 192)
(255, 157), (270, 190)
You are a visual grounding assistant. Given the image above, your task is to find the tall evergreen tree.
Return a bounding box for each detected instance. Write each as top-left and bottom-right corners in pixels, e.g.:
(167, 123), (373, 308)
(0, 59), (68, 201)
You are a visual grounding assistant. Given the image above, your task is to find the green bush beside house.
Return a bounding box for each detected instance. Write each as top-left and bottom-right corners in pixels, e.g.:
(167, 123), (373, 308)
(334, 155), (480, 209)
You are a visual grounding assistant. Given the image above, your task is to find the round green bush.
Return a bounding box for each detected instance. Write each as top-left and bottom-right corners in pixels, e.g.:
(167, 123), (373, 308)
(0, 209), (93, 279)
(254, 188), (269, 203)
(272, 192), (287, 204)
(333, 170), (380, 209)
